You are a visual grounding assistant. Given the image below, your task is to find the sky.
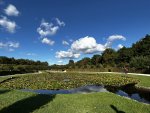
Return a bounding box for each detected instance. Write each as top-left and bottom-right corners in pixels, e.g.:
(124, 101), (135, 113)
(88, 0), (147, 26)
(0, 0), (150, 65)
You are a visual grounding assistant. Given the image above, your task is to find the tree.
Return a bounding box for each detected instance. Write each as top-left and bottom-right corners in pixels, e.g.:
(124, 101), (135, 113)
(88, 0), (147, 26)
(68, 60), (75, 68)
(132, 34), (150, 56)
(101, 49), (117, 66)
(130, 56), (150, 69)
(116, 47), (133, 66)
(68, 60), (74, 65)
(91, 55), (102, 65)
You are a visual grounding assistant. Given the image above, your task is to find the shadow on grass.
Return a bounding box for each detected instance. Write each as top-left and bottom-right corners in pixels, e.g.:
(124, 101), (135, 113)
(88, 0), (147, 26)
(0, 77), (19, 84)
(0, 94), (55, 113)
(0, 90), (10, 95)
(110, 105), (125, 113)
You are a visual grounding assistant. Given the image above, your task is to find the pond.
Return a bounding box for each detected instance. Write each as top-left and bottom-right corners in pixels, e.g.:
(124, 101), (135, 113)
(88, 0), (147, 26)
(21, 85), (150, 104)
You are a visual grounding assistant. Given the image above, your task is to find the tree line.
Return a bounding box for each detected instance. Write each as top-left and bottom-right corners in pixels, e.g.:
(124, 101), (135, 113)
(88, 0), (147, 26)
(0, 57), (49, 75)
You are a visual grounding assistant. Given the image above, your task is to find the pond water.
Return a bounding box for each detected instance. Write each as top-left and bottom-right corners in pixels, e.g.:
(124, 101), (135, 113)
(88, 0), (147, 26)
(21, 85), (150, 104)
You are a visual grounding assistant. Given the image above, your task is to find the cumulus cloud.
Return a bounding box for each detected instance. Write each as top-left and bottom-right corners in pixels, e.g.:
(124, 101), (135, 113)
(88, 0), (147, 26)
(37, 19), (59, 36)
(56, 35), (126, 59)
(4, 4), (19, 16)
(62, 40), (69, 46)
(0, 41), (19, 51)
(105, 35), (126, 48)
(71, 36), (105, 54)
(41, 38), (55, 45)
(0, 16), (17, 33)
(37, 18), (65, 46)
(56, 49), (80, 59)
(37, 18), (65, 37)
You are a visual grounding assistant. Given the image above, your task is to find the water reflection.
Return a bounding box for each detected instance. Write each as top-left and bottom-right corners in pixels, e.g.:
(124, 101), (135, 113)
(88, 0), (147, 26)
(116, 90), (150, 104)
(21, 85), (150, 104)
(22, 85), (108, 94)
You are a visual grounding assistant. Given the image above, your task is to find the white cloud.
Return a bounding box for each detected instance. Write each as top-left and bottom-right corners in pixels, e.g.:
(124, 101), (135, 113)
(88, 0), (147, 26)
(37, 18), (65, 37)
(8, 42), (19, 48)
(117, 44), (124, 50)
(56, 18), (65, 26)
(105, 35), (126, 48)
(37, 19), (59, 37)
(71, 36), (105, 54)
(4, 4), (19, 16)
(56, 50), (80, 59)
(0, 41), (19, 48)
(62, 40), (69, 46)
(56, 35), (126, 59)
(0, 16), (17, 33)
(41, 38), (55, 45)
(37, 18), (65, 46)
(0, 41), (19, 51)
(83, 44), (105, 54)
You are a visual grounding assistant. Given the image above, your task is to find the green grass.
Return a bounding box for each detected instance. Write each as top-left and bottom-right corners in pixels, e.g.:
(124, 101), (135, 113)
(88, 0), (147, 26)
(128, 75), (150, 88)
(0, 72), (139, 90)
(0, 89), (149, 113)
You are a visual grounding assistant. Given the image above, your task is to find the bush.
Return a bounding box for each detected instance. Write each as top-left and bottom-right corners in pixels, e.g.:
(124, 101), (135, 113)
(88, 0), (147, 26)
(130, 56), (150, 73)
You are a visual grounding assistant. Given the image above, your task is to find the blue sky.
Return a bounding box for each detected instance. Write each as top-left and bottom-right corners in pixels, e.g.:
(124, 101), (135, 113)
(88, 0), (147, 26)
(0, 0), (150, 65)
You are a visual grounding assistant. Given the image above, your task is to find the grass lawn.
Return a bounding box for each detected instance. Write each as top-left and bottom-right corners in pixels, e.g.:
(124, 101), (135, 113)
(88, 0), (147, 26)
(0, 89), (149, 113)
(127, 74), (150, 88)
(0, 72), (150, 113)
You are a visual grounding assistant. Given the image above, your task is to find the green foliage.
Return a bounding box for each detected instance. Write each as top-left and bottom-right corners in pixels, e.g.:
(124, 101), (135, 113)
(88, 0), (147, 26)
(0, 73), (139, 90)
(102, 48), (117, 66)
(117, 47), (134, 64)
(0, 57), (49, 75)
(130, 56), (150, 69)
(132, 34), (150, 56)
(0, 56), (48, 66)
(130, 56), (150, 73)
(91, 55), (102, 65)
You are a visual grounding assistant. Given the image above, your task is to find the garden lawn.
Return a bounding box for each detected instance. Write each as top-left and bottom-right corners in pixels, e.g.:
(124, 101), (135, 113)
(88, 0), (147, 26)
(0, 89), (149, 113)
